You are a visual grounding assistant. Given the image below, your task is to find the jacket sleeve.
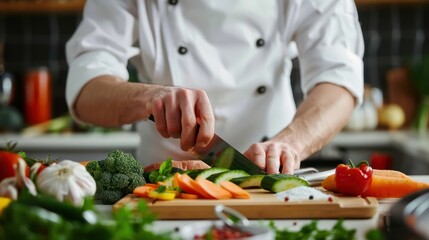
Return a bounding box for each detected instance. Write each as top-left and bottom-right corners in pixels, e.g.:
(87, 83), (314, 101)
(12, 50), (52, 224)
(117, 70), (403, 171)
(292, 0), (364, 105)
(65, 0), (140, 120)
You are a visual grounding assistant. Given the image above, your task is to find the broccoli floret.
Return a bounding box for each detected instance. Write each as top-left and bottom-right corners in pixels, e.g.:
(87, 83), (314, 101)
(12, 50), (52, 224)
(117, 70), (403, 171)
(115, 153), (142, 174)
(94, 150), (149, 204)
(100, 190), (123, 204)
(126, 172), (146, 193)
(103, 150), (144, 174)
(104, 151), (120, 173)
(98, 159), (105, 170)
(98, 171), (112, 189)
(111, 173), (130, 189)
(85, 161), (102, 180)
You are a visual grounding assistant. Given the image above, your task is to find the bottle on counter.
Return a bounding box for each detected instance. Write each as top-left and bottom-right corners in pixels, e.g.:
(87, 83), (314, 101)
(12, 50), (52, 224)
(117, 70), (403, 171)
(24, 67), (52, 125)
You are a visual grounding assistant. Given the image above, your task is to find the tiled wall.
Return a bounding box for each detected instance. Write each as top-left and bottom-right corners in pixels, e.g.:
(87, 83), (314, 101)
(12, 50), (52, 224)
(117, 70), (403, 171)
(1, 13), (81, 119)
(1, 3), (428, 119)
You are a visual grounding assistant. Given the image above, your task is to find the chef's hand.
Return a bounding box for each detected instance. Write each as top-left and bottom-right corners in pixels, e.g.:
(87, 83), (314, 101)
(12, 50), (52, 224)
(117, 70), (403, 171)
(144, 85), (215, 151)
(243, 141), (301, 174)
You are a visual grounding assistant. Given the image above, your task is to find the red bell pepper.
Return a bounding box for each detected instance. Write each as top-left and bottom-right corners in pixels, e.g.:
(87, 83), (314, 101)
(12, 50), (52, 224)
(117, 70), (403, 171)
(335, 160), (373, 196)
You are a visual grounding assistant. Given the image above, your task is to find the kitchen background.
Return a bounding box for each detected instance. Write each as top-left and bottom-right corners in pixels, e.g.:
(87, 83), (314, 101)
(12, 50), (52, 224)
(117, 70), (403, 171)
(0, 0), (428, 173)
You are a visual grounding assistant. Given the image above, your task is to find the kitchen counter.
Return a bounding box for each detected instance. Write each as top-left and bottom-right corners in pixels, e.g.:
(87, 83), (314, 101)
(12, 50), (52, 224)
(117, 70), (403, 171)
(95, 176), (428, 240)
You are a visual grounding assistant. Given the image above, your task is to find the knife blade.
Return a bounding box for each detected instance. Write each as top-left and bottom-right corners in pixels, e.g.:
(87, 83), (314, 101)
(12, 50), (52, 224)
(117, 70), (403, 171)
(296, 169), (335, 186)
(148, 115), (266, 175)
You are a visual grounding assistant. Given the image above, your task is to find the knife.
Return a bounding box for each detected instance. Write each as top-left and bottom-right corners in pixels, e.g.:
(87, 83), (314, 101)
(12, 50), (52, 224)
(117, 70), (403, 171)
(148, 115), (266, 175)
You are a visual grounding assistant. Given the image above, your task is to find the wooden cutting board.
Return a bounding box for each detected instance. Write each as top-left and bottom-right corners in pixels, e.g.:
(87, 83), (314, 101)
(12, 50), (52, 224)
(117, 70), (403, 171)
(112, 189), (378, 219)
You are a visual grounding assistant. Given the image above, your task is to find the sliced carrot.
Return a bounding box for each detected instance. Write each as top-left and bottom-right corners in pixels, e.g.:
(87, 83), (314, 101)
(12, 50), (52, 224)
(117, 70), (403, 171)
(174, 173), (206, 198)
(157, 181), (165, 186)
(144, 183), (160, 189)
(133, 186), (155, 198)
(220, 181), (251, 199)
(195, 177), (232, 200)
(180, 193), (199, 199)
(181, 174), (213, 199)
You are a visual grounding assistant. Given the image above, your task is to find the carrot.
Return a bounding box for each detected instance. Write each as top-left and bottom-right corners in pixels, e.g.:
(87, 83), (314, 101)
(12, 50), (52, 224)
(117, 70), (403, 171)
(322, 169), (414, 192)
(174, 173), (211, 199)
(373, 169), (412, 179)
(143, 183), (160, 189)
(180, 193), (199, 199)
(361, 176), (429, 198)
(195, 177), (232, 200)
(220, 181), (251, 199)
(133, 186), (155, 198)
(322, 172), (429, 198)
(321, 174), (337, 192)
(157, 181), (165, 186)
(80, 161), (91, 167)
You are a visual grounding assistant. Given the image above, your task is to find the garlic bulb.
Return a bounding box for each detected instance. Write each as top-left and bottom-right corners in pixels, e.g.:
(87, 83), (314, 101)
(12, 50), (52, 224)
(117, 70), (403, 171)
(0, 159), (37, 199)
(36, 160), (96, 206)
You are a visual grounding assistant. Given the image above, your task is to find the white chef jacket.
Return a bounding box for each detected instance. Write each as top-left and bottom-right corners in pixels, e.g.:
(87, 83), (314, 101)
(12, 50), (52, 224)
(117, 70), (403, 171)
(66, 0), (364, 166)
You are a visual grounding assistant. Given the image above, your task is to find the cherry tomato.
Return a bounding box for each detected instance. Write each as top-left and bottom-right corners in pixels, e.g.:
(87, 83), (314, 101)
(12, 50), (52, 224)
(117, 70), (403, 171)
(0, 151), (29, 181)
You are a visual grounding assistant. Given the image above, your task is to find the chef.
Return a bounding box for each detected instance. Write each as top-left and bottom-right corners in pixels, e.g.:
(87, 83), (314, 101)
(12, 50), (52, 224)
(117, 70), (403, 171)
(66, 0), (364, 174)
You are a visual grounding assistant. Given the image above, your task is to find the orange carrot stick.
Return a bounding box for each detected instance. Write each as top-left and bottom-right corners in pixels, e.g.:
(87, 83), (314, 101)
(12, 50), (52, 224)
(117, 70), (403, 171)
(220, 181), (251, 199)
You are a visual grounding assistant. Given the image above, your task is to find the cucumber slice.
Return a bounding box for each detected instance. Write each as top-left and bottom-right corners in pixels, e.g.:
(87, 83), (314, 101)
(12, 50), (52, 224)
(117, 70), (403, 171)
(206, 170), (250, 184)
(261, 174), (310, 193)
(191, 167), (230, 179)
(230, 175), (265, 189)
(162, 174), (175, 187)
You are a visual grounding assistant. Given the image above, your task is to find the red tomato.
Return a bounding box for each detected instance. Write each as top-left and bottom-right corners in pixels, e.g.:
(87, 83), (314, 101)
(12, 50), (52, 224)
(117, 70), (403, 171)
(0, 151), (29, 181)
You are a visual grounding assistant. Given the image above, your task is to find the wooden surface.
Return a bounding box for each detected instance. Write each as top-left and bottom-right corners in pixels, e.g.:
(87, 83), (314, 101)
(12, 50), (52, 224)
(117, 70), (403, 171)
(113, 189), (378, 220)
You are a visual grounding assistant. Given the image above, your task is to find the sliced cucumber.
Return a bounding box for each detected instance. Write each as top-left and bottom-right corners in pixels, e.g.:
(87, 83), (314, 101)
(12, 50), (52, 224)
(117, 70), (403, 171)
(230, 175), (265, 189)
(162, 174), (176, 187)
(189, 167), (230, 179)
(206, 170), (250, 184)
(261, 174), (309, 193)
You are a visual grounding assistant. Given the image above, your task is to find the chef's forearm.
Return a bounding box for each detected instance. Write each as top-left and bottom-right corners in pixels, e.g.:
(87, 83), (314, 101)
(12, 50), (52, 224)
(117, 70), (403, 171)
(274, 83), (355, 161)
(74, 75), (151, 127)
